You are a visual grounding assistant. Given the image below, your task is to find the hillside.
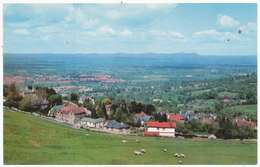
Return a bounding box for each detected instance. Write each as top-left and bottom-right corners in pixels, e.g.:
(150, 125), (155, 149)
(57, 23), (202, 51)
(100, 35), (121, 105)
(4, 109), (257, 165)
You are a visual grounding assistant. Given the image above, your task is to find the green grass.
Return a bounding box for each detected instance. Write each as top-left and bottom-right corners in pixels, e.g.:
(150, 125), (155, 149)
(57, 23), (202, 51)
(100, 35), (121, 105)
(191, 89), (210, 96)
(218, 92), (238, 99)
(223, 104), (257, 115)
(4, 109), (257, 165)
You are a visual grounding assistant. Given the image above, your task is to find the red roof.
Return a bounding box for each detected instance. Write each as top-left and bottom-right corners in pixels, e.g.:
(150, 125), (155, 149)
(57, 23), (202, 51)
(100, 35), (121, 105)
(147, 121), (175, 128)
(200, 119), (213, 124)
(169, 114), (183, 120)
(236, 121), (257, 129)
(105, 105), (111, 109)
(58, 105), (86, 115)
(144, 131), (159, 136)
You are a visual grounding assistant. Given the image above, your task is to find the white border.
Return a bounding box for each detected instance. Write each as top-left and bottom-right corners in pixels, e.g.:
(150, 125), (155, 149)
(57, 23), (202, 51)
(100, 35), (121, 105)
(0, 0), (259, 167)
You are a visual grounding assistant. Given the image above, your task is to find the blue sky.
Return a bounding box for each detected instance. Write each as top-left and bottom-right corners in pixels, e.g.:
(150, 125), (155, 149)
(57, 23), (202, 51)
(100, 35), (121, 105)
(3, 3), (257, 55)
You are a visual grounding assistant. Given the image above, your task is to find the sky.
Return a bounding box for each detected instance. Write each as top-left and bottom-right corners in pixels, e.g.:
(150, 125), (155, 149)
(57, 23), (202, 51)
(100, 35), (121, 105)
(3, 3), (257, 55)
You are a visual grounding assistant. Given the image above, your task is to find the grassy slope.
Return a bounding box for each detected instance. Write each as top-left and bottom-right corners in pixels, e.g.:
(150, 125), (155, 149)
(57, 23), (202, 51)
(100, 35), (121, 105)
(223, 104), (257, 115)
(4, 110), (257, 165)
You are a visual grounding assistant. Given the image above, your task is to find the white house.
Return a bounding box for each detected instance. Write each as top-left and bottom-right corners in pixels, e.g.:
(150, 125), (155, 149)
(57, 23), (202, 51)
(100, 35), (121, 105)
(77, 117), (104, 129)
(144, 121), (176, 137)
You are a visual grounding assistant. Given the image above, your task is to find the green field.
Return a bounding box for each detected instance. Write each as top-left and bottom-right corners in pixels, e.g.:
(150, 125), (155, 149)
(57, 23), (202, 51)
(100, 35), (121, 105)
(223, 104), (257, 115)
(4, 110), (257, 165)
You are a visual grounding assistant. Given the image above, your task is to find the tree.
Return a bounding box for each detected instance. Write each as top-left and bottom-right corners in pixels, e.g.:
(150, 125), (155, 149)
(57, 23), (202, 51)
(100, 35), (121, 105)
(48, 94), (62, 107)
(144, 104), (156, 115)
(97, 103), (108, 119)
(176, 122), (188, 135)
(7, 83), (21, 101)
(114, 107), (123, 122)
(70, 93), (78, 103)
(136, 102), (144, 113)
(128, 101), (138, 113)
(162, 113), (167, 122)
(83, 102), (95, 112)
(102, 98), (112, 105)
(20, 95), (34, 112)
(91, 109), (98, 118)
(36, 88), (47, 100)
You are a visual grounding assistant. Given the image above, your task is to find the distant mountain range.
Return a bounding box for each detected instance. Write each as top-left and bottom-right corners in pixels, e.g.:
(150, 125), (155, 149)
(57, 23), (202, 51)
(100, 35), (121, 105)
(4, 53), (257, 67)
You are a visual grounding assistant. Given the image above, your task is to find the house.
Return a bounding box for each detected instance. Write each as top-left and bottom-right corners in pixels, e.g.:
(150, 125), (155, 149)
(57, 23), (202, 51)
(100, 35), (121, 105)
(76, 117), (104, 129)
(30, 99), (49, 109)
(235, 120), (257, 130)
(78, 96), (95, 104)
(168, 114), (183, 121)
(188, 116), (198, 121)
(177, 104), (184, 107)
(178, 114), (188, 120)
(209, 114), (217, 120)
(55, 105), (89, 125)
(20, 87), (36, 97)
(224, 98), (230, 103)
(200, 118), (213, 124)
(144, 121), (175, 137)
(47, 105), (63, 117)
(103, 120), (130, 134)
(133, 111), (151, 125)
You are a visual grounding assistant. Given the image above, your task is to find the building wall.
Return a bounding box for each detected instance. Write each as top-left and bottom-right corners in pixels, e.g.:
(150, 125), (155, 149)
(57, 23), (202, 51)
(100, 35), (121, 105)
(147, 127), (175, 137)
(55, 111), (85, 125)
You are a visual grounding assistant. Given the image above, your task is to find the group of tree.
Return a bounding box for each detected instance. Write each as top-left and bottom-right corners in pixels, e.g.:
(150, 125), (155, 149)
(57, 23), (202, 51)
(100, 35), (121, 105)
(153, 112), (167, 122)
(4, 83), (60, 114)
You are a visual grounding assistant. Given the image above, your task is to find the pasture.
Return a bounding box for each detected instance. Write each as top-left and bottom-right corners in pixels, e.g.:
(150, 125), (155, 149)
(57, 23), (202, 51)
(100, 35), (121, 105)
(4, 110), (257, 165)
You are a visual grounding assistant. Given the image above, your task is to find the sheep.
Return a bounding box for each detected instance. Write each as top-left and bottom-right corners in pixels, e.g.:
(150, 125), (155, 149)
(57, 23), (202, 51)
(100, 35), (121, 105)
(174, 153), (179, 157)
(136, 140), (140, 143)
(180, 154), (185, 158)
(179, 160), (183, 164)
(177, 154), (182, 158)
(134, 151), (142, 155)
(164, 148), (167, 152)
(141, 149), (146, 153)
(122, 140), (127, 144)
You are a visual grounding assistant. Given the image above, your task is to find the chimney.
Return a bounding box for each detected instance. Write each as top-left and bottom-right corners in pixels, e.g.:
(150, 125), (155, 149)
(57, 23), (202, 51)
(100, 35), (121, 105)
(103, 116), (106, 123)
(141, 111), (144, 118)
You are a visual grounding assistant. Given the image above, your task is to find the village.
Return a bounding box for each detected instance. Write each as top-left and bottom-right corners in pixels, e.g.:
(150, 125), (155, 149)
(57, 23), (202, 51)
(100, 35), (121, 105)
(4, 84), (257, 140)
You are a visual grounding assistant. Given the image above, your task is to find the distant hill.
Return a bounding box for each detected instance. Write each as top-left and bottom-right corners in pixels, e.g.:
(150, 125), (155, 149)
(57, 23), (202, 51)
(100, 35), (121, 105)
(4, 53), (257, 68)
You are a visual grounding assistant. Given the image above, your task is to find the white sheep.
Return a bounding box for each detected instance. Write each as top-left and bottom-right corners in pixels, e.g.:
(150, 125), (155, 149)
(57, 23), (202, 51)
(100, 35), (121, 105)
(174, 153), (179, 157)
(164, 148), (167, 152)
(141, 149), (146, 153)
(122, 140), (127, 144)
(134, 151), (142, 155)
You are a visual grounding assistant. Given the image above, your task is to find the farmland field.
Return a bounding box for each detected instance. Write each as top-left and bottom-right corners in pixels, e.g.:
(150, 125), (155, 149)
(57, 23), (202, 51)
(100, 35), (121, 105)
(223, 104), (257, 115)
(4, 109), (257, 165)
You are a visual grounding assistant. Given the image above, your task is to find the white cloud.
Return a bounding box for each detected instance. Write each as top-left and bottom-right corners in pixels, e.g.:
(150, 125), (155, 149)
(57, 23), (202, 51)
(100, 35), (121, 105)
(81, 18), (99, 29)
(238, 22), (257, 34)
(37, 26), (56, 33)
(169, 32), (184, 38)
(107, 11), (121, 19)
(217, 14), (240, 28)
(150, 29), (186, 41)
(120, 29), (133, 37)
(193, 29), (240, 41)
(13, 29), (30, 35)
(99, 25), (116, 35)
(145, 4), (177, 10)
(65, 6), (84, 23)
